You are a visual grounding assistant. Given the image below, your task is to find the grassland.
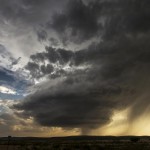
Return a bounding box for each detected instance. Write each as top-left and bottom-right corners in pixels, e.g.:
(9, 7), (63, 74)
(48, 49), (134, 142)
(0, 136), (150, 150)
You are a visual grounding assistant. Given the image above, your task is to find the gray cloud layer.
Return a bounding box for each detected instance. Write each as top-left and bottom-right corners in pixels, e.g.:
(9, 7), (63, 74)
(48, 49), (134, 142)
(12, 0), (150, 133)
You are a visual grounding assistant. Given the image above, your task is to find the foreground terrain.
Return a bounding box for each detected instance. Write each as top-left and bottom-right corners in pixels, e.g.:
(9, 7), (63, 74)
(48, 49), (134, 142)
(0, 136), (150, 150)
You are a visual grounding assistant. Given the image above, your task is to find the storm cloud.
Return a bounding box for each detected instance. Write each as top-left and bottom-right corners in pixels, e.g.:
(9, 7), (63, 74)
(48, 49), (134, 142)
(10, 0), (150, 134)
(48, 0), (102, 44)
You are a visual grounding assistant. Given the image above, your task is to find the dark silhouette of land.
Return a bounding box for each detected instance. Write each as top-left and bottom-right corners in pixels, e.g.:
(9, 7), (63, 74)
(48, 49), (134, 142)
(0, 136), (150, 150)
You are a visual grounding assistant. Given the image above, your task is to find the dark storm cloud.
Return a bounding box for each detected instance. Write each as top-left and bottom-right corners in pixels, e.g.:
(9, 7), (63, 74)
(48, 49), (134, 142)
(25, 47), (75, 78)
(0, 0), (67, 25)
(49, 38), (59, 46)
(25, 45), (96, 79)
(37, 30), (47, 42)
(20, 35), (150, 130)
(25, 62), (40, 78)
(13, 0), (150, 133)
(47, 0), (150, 44)
(14, 80), (123, 130)
(40, 64), (54, 74)
(101, 0), (150, 39)
(48, 0), (102, 44)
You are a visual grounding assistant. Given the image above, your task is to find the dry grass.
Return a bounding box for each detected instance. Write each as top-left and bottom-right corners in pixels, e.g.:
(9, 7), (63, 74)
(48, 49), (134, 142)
(0, 136), (150, 150)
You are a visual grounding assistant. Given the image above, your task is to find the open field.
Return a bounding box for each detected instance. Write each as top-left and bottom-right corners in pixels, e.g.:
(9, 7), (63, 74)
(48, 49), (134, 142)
(0, 136), (150, 150)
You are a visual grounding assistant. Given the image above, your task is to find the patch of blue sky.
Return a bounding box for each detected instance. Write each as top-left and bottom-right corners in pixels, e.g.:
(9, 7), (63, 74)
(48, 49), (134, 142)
(0, 67), (31, 96)
(0, 92), (24, 100)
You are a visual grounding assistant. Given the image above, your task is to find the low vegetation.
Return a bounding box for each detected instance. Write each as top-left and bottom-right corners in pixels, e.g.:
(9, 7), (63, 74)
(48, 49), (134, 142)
(0, 136), (150, 150)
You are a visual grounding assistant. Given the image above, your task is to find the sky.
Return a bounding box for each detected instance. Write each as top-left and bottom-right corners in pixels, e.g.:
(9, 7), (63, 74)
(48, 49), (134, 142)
(0, 0), (150, 137)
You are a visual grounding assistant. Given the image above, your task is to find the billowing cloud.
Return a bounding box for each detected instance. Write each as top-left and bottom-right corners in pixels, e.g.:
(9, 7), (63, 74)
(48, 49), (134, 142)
(15, 33), (150, 133)
(1, 0), (150, 136)
(48, 0), (102, 44)
(0, 99), (80, 137)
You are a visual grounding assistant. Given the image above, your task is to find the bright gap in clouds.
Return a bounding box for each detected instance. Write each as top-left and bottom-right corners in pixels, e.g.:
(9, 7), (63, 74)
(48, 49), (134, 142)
(0, 86), (17, 95)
